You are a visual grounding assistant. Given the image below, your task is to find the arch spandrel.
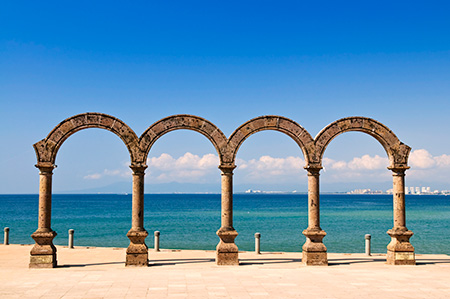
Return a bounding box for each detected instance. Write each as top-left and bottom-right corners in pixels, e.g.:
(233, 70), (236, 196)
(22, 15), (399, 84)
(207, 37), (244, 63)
(314, 117), (411, 168)
(139, 114), (228, 164)
(33, 113), (140, 165)
(226, 115), (315, 165)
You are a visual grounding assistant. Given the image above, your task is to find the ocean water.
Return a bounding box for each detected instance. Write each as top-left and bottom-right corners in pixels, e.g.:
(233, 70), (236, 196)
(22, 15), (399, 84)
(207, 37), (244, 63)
(0, 194), (449, 254)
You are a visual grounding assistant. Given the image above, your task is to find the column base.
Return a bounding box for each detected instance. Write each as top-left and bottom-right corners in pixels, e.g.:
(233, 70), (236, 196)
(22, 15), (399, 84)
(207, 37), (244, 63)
(302, 251), (328, 266)
(302, 228), (328, 266)
(29, 230), (57, 268)
(216, 227), (239, 265)
(126, 229), (149, 266)
(386, 228), (415, 265)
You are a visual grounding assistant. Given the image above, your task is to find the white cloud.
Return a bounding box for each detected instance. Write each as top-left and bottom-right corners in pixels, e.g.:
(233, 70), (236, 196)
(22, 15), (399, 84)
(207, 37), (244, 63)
(323, 155), (388, 171)
(348, 155), (388, 170)
(236, 155), (305, 180)
(82, 150), (450, 186)
(322, 154), (391, 182)
(409, 149), (436, 169)
(403, 149), (450, 183)
(104, 169), (121, 176)
(147, 152), (220, 183)
(434, 154), (450, 167)
(83, 173), (102, 180)
(409, 149), (450, 169)
(83, 168), (131, 180)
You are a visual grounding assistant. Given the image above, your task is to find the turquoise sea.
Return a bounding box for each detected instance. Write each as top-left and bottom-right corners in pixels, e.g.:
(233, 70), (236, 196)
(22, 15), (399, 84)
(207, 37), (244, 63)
(0, 194), (449, 254)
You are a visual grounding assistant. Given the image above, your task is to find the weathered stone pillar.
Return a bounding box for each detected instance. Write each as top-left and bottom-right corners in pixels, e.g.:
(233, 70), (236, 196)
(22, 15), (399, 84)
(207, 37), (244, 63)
(386, 167), (415, 265)
(302, 166), (328, 266)
(126, 165), (149, 266)
(30, 163), (57, 268)
(216, 165), (239, 265)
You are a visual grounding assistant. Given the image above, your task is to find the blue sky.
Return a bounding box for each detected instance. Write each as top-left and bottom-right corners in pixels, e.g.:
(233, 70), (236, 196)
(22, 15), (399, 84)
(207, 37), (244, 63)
(1, 1), (449, 193)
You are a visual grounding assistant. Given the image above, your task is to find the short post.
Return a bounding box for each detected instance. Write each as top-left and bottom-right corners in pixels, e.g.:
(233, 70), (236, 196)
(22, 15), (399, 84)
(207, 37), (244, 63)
(365, 234), (371, 256)
(154, 231), (160, 252)
(68, 229), (74, 249)
(4, 227), (9, 245)
(255, 232), (261, 254)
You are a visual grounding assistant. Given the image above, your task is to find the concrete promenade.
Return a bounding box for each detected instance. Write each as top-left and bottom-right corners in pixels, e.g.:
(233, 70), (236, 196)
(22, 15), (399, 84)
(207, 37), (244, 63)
(1, 244), (449, 298)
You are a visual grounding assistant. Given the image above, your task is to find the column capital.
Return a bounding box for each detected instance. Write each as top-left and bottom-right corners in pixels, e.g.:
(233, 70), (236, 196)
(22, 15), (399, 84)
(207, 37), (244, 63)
(387, 166), (410, 176)
(218, 164), (236, 174)
(304, 165), (322, 176)
(35, 163), (56, 174)
(130, 164), (147, 175)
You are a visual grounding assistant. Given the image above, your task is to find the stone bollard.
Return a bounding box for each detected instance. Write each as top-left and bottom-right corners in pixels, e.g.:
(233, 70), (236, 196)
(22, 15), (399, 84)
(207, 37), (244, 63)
(365, 234), (371, 256)
(154, 231), (160, 252)
(255, 232), (261, 254)
(68, 229), (74, 249)
(4, 227), (9, 245)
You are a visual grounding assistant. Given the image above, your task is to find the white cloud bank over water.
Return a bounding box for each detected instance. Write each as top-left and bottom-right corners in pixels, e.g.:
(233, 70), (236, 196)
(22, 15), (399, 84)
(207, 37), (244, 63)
(409, 149), (450, 169)
(82, 149), (450, 188)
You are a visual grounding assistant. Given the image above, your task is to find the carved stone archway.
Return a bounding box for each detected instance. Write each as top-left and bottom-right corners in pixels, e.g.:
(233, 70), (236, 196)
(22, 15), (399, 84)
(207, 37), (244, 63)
(314, 117), (410, 168)
(218, 116), (315, 265)
(139, 115), (228, 265)
(30, 113), (415, 268)
(30, 113), (141, 268)
(310, 117), (414, 265)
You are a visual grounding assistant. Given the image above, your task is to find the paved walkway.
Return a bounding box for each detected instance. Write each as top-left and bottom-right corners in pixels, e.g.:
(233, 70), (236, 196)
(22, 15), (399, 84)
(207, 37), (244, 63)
(1, 244), (449, 298)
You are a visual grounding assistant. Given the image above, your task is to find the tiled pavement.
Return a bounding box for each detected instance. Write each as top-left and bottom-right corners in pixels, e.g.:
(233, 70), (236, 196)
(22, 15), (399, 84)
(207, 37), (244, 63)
(1, 244), (449, 298)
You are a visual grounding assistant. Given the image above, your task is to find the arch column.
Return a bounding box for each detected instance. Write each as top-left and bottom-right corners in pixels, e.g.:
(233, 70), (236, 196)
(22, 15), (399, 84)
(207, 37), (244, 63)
(386, 167), (415, 265)
(126, 165), (149, 266)
(302, 166), (328, 266)
(30, 163), (57, 268)
(216, 165), (239, 265)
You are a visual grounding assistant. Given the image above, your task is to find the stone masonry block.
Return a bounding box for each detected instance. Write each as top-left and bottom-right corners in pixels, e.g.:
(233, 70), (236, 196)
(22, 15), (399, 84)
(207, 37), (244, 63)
(200, 121), (216, 135)
(278, 118), (302, 136)
(322, 123), (340, 138)
(264, 116), (279, 128)
(229, 130), (245, 149)
(150, 122), (165, 136)
(70, 115), (87, 127)
(86, 113), (100, 124)
(210, 129), (227, 150)
(251, 118), (265, 130)
(349, 117), (364, 129)
(48, 128), (64, 144)
(337, 119), (352, 131)
(100, 115), (115, 128)
(57, 121), (75, 137)
(238, 124), (255, 137)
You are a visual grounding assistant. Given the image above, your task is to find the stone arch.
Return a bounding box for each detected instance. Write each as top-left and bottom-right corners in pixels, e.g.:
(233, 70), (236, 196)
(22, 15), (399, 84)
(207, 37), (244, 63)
(227, 115), (315, 165)
(33, 112), (140, 165)
(314, 117), (411, 168)
(139, 114), (228, 164)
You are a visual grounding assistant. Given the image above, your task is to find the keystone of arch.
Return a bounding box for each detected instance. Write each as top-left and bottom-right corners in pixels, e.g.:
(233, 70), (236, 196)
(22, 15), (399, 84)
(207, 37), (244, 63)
(314, 117), (411, 168)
